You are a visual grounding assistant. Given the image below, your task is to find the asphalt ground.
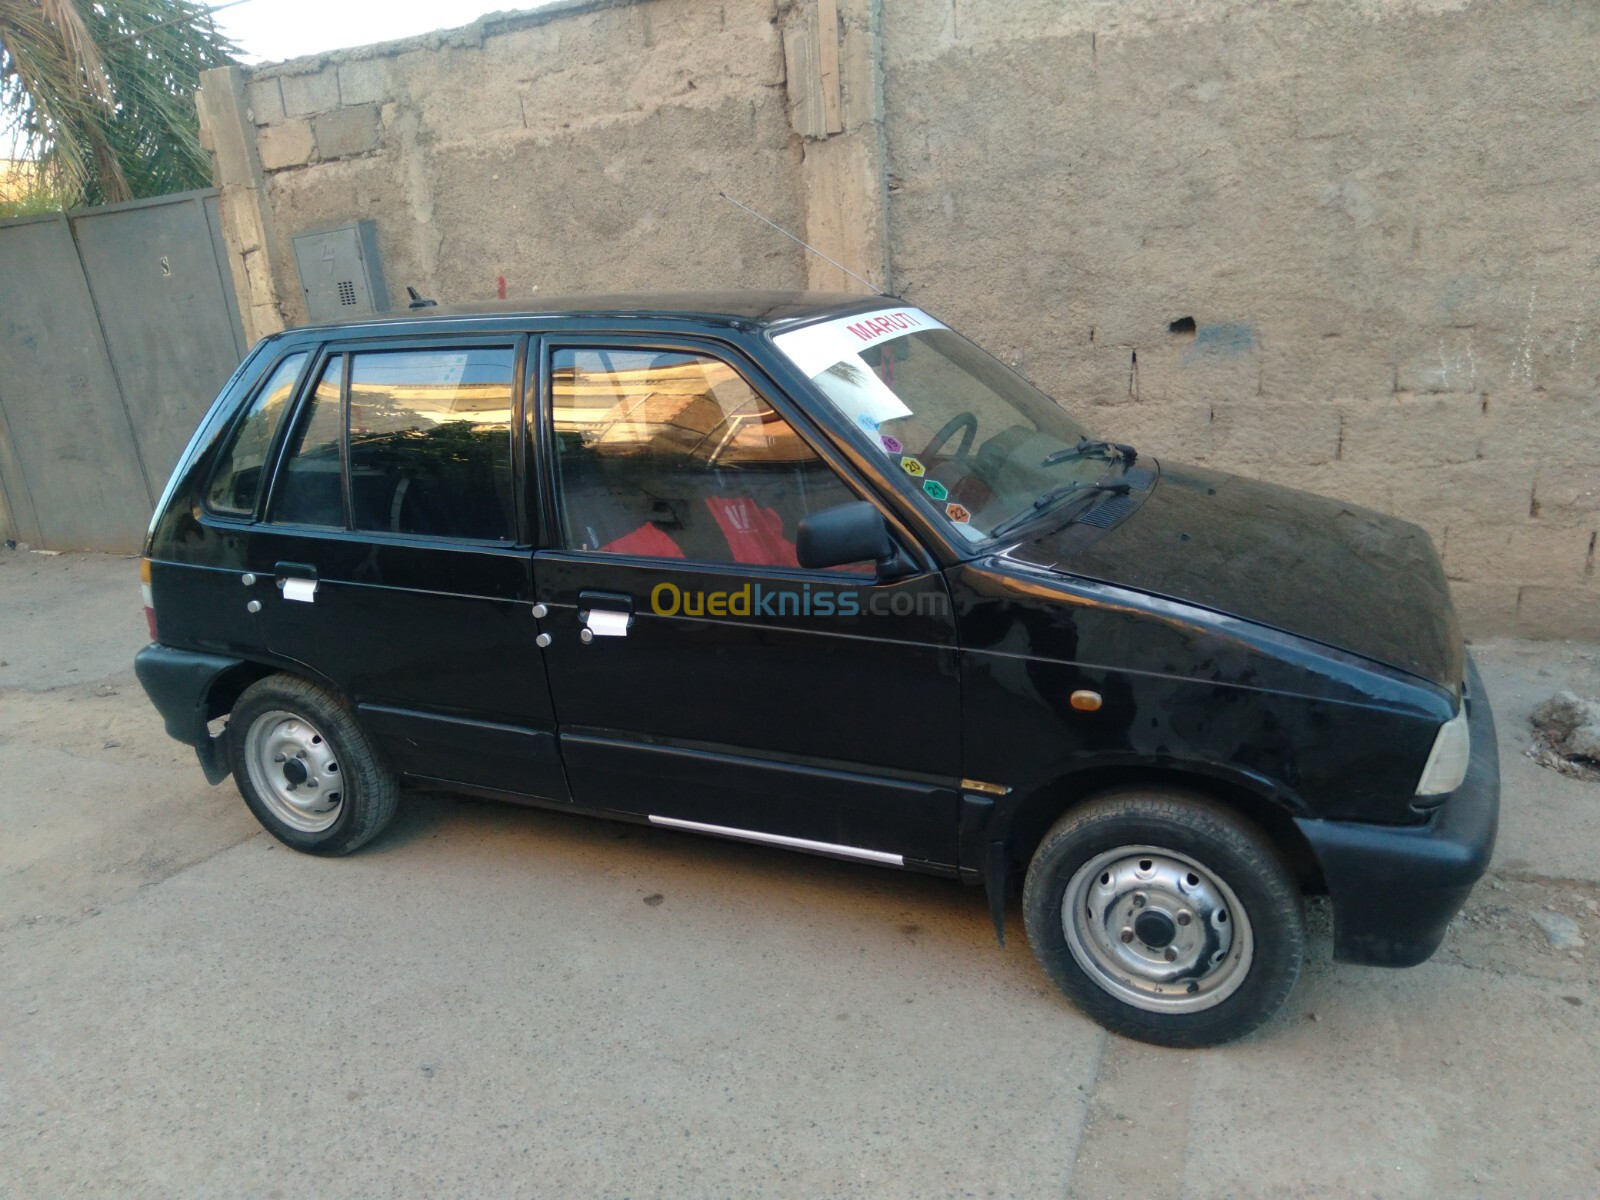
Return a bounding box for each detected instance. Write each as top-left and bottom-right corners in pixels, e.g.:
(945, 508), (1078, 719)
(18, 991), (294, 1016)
(3, 549), (1597, 1197)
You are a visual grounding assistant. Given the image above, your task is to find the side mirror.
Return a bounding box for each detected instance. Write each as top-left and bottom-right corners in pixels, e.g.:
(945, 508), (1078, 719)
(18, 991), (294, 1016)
(796, 501), (896, 571)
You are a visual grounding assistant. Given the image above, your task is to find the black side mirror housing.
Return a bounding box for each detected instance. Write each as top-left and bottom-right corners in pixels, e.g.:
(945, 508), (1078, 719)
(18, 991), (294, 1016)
(796, 501), (896, 571)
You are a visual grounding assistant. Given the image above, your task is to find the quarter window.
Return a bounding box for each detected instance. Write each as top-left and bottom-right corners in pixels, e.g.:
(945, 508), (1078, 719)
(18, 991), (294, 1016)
(551, 347), (855, 567)
(206, 352), (306, 514)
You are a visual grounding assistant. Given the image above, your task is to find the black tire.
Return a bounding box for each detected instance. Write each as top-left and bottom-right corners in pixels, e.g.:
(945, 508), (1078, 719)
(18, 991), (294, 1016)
(227, 673), (398, 856)
(1022, 788), (1305, 1047)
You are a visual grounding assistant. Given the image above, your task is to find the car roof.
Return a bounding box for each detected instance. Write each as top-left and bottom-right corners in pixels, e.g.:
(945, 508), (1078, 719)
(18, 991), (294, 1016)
(291, 290), (893, 336)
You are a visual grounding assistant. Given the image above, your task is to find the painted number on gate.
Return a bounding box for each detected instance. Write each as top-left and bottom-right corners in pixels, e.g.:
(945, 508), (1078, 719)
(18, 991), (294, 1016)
(923, 479), (949, 502)
(900, 456), (925, 478)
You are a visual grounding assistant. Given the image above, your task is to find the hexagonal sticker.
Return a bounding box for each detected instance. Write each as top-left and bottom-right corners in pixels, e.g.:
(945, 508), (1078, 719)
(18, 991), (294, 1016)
(880, 434), (903, 455)
(923, 479), (949, 502)
(900, 456), (925, 478)
(945, 502), (972, 524)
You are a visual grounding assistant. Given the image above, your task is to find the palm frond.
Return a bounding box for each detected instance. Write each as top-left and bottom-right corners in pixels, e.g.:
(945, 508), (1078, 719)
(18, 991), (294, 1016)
(0, 0), (236, 209)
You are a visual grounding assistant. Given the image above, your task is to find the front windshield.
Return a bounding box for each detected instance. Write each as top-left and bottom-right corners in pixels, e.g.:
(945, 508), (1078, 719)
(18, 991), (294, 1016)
(774, 307), (1117, 541)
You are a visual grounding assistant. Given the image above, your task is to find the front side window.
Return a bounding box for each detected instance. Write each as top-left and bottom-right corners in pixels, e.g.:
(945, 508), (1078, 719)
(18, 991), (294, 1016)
(774, 308), (1108, 541)
(551, 347), (854, 567)
(206, 352), (306, 514)
(347, 348), (516, 541)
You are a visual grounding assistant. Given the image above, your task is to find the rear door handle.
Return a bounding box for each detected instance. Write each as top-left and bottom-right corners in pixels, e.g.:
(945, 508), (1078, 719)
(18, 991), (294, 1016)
(578, 590), (632, 641)
(275, 561), (318, 603)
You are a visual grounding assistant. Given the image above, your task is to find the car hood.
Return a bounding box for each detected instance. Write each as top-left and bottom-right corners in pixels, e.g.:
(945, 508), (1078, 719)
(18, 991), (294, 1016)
(1009, 461), (1463, 689)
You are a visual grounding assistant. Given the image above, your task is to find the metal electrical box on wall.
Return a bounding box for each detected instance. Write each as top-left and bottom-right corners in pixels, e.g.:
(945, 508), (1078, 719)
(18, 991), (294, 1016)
(290, 221), (389, 321)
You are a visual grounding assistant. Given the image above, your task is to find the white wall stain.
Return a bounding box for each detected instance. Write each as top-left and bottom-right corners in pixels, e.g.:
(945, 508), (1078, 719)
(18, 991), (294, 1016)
(1512, 284), (1538, 386)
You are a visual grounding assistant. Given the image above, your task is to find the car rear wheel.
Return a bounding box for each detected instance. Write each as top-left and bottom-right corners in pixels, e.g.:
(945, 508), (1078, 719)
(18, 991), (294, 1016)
(228, 674), (398, 856)
(1022, 788), (1305, 1047)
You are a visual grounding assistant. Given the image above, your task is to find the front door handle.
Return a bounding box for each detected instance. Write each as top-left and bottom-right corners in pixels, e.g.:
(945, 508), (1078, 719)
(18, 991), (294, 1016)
(578, 590), (633, 642)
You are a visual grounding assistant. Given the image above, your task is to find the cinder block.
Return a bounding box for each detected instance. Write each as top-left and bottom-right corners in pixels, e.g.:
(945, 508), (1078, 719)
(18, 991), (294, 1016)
(279, 69), (339, 116)
(1515, 585), (1600, 641)
(337, 58), (388, 106)
(1337, 392), (1486, 467)
(257, 118), (315, 170)
(246, 77), (283, 125)
(1440, 524), (1592, 584)
(1448, 581), (1521, 637)
(1210, 397), (1341, 470)
(312, 106), (381, 160)
(1532, 471), (1600, 523)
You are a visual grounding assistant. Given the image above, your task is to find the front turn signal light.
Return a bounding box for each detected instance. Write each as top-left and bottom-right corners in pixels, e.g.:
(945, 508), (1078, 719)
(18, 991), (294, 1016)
(1416, 704), (1470, 796)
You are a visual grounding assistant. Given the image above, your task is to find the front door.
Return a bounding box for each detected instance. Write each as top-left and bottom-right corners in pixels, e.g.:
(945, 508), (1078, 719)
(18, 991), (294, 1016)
(530, 339), (961, 867)
(247, 339), (569, 803)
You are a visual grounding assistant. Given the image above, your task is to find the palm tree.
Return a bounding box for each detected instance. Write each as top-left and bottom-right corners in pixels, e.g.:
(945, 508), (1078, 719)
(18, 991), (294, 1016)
(0, 0), (235, 211)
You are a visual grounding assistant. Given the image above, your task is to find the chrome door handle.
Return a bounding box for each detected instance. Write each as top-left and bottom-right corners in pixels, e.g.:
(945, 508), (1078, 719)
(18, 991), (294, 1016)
(578, 590), (632, 642)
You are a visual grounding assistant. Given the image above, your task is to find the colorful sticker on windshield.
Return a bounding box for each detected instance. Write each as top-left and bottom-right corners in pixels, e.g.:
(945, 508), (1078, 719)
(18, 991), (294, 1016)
(900, 456), (925, 479)
(855, 412), (880, 434)
(923, 479), (949, 502)
(945, 502), (972, 524)
(879, 434), (903, 455)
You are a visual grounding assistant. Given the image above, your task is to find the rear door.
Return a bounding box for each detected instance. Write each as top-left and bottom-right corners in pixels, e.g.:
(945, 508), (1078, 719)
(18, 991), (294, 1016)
(529, 336), (962, 868)
(246, 335), (569, 803)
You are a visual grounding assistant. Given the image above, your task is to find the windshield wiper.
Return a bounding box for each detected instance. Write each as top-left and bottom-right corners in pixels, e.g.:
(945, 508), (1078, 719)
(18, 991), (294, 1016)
(988, 479), (1133, 542)
(1041, 436), (1138, 469)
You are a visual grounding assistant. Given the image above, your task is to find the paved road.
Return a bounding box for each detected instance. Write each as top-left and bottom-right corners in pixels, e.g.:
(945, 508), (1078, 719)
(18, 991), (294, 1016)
(2, 550), (1597, 1197)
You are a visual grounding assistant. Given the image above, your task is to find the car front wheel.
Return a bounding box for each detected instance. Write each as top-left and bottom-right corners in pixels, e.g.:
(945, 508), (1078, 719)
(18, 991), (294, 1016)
(228, 674), (398, 856)
(1022, 788), (1305, 1047)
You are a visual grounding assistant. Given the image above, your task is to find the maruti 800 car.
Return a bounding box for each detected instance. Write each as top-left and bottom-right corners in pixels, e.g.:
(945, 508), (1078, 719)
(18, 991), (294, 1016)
(135, 293), (1498, 1045)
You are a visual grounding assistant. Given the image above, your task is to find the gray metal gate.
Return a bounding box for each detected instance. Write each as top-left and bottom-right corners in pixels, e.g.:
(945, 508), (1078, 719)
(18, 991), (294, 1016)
(0, 189), (245, 552)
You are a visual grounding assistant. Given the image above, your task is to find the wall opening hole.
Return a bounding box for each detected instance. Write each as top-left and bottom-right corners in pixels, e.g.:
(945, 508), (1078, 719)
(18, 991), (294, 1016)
(1169, 316), (1196, 336)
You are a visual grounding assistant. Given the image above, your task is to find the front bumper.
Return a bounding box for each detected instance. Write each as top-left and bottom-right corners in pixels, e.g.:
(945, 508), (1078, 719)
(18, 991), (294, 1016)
(1295, 654), (1500, 967)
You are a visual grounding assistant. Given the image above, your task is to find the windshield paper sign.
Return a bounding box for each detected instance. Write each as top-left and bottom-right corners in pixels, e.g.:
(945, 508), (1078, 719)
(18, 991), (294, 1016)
(774, 307), (945, 429)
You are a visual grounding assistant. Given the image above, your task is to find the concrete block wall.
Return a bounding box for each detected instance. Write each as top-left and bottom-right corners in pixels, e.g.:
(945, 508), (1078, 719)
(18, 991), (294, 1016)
(881, 0), (1600, 640)
(229, 0), (806, 328)
(198, 0), (1600, 640)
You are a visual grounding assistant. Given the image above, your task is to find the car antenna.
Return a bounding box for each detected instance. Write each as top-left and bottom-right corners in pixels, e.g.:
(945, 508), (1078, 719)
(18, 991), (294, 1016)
(719, 192), (887, 295)
(406, 286), (438, 310)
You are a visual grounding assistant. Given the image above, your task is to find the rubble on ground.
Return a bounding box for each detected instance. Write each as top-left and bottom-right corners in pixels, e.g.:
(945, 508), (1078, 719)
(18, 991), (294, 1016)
(1528, 690), (1600, 782)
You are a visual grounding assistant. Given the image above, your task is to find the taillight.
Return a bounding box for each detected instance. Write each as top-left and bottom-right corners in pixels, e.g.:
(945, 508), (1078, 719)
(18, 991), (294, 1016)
(140, 558), (158, 641)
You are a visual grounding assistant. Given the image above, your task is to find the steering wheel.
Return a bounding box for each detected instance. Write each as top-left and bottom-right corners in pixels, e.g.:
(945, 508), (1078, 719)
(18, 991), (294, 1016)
(921, 411), (979, 462)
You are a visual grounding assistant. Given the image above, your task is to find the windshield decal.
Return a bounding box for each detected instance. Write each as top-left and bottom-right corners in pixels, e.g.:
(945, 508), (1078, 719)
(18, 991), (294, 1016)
(879, 434), (903, 454)
(773, 308), (947, 430)
(900, 456), (926, 478)
(945, 502), (972, 524)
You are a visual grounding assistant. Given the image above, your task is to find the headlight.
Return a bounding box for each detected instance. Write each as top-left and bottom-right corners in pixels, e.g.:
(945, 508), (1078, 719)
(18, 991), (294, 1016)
(1416, 703), (1471, 796)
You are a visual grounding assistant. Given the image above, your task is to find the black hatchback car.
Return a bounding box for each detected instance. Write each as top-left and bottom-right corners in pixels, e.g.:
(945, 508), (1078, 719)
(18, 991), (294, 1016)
(136, 293), (1498, 1046)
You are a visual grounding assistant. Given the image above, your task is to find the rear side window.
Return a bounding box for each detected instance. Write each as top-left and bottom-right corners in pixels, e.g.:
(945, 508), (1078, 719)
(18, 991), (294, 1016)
(206, 352), (306, 514)
(272, 358), (346, 528)
(347, 348), (517, 541)
(267, 346), (518, 541)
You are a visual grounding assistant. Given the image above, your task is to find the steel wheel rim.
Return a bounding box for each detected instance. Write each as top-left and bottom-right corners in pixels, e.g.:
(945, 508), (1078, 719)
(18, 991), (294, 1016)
(244, 709), (344, 834)
(1061, 845), (1254, 1014)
